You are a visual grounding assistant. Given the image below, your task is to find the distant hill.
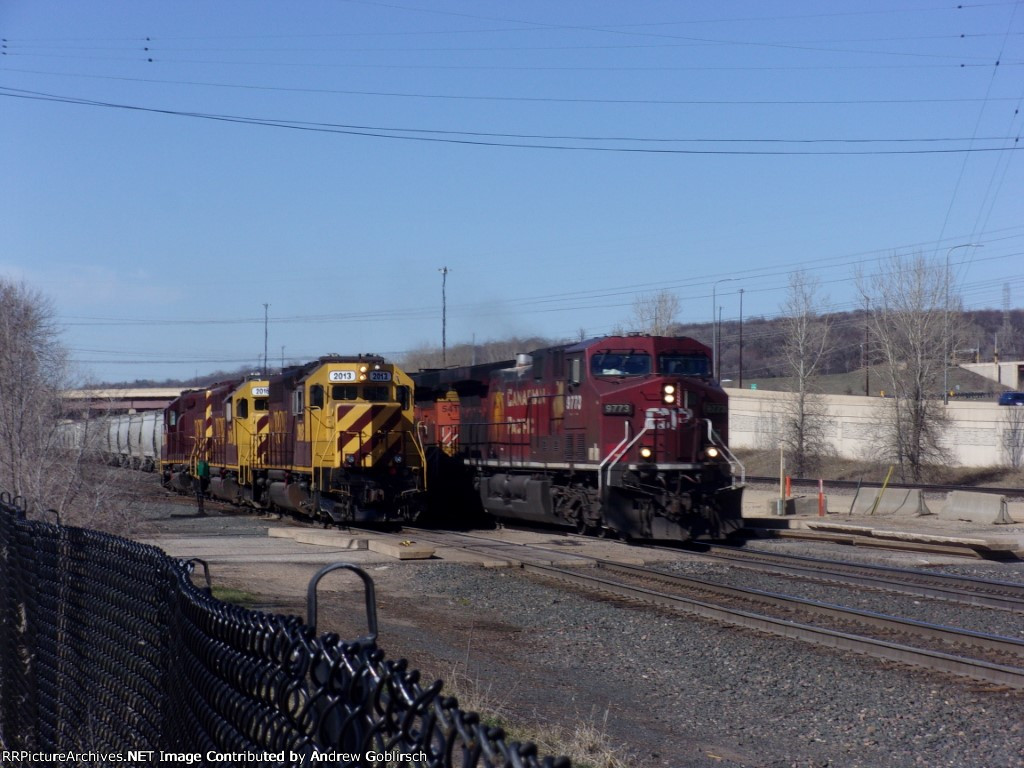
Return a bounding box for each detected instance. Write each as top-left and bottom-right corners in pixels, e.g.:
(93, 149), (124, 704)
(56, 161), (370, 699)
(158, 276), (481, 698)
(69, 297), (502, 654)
(93, 309), (1023, 389)
(673, 307), (1024, 385)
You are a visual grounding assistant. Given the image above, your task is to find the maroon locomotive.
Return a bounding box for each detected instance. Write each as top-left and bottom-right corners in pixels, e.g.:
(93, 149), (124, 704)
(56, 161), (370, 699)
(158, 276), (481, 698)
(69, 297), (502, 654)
(413, 334), (744, 541)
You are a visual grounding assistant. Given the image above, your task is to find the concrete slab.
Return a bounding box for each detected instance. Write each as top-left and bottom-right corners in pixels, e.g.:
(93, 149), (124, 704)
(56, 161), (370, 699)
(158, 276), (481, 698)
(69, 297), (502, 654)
(268, 527), (304, 539)
(292, 531), (368, 549)
(367, 539), (435, 560)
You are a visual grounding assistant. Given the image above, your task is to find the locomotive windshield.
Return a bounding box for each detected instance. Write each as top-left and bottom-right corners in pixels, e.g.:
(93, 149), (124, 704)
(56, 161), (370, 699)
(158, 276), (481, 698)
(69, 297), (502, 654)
(658, 353), (711, 377)
(591, 352), (651, 376)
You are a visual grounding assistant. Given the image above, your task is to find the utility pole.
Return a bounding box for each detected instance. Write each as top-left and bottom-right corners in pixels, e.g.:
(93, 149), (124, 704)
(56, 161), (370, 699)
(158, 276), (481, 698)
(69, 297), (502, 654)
(943, 244), (982, 404)
(864, 297), (870, 396)
(712, 278), (736, 381)
(738, 288), (744, 388)
(263, 303), (269, 374)
(439, 266), (450, 366)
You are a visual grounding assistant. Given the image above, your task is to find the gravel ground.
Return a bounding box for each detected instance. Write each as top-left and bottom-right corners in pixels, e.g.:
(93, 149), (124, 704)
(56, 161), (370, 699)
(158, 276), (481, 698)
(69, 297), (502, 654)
(133, 496), (1024, 768)
(210, 555), (1024, 768)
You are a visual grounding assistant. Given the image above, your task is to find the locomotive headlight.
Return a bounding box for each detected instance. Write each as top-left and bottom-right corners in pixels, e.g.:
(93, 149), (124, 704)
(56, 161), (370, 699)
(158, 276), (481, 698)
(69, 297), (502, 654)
(345, 454), (356, 465)
(706, 446), (720, 459)
(662, 384), (676, 404)
(639, 446), (653, 459)
(359, 364), (369, 373)
(393, 454), (403, 464)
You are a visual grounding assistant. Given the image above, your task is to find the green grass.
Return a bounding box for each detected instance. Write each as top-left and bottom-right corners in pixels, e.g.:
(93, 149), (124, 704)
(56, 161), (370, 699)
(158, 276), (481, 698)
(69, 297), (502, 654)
(210, 586), (262, 607)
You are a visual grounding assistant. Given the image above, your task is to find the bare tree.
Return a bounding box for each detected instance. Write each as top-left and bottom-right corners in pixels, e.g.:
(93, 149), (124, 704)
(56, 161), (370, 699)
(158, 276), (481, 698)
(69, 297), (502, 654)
(779, 270), (833, 475)
(629, 290), (680, 336)
(1002, 406), (1024, 469)
(0, 279), (139, 527)
(858, 253), (952, 481)
(0, 280), (69, 510)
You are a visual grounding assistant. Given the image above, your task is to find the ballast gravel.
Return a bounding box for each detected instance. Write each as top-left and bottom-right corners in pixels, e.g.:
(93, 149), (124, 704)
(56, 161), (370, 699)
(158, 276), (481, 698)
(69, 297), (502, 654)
(327, 554), (1024, 768)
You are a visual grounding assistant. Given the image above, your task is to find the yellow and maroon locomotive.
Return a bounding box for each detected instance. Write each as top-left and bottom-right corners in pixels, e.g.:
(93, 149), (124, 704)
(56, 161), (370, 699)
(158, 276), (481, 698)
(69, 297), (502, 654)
(161, 355), (426, 525)
(414, 335), (743, 540)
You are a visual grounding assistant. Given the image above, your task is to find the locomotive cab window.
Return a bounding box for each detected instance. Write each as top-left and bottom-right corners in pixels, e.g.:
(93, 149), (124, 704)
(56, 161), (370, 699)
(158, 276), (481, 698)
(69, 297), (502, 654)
(396, 385), (410, 410)
(364, 385), (390, 402)
(292, 389), (304, 415)
(254, 398), (268, 411)
(236, 398), (249, 419)
(591, 352), (651, 376)
(225, 401), (233, 424)
(659, 354), (710, 377)
(331, 385), (358, 401)
(310, 384), (325, 409)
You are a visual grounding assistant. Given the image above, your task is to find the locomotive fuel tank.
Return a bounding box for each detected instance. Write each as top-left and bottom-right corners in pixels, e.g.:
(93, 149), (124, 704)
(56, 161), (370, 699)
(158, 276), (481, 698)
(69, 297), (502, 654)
(479, 473), (553, 522)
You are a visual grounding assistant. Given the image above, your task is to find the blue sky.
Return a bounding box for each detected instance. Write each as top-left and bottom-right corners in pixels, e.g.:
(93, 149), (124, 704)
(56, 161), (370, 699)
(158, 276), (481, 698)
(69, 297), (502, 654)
(2, 1), (1022, 383)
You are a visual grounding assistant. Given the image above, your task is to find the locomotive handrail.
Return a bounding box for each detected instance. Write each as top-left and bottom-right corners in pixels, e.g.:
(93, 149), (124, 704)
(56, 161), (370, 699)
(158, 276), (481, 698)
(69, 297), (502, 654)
(306, 404), (335, 465)
(410, 428), (429, 491)
(705, 419), (745, 485)
(599, 420), (651, 495)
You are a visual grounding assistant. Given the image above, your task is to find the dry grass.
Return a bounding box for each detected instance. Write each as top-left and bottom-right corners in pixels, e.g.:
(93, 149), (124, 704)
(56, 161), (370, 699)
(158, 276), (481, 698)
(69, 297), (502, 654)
(440, 660), (637, 768)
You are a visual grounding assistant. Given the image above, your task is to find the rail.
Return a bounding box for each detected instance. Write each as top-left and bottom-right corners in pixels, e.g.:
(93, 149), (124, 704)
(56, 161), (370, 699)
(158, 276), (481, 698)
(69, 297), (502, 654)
(518, 560), (1024, 691)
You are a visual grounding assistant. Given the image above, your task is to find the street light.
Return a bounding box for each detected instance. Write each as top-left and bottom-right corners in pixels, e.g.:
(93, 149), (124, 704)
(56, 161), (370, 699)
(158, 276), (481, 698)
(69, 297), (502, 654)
(712, 278), (737, 380)
(943, 244), (982, 404)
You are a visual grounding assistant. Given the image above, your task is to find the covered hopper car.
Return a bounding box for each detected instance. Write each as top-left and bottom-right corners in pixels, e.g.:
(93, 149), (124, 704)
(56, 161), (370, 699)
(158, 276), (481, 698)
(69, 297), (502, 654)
(413, 334), (744, 541)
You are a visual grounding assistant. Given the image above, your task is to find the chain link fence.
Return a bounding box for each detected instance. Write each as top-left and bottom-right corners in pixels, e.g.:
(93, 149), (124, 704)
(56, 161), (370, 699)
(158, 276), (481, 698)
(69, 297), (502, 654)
(0, 494), (569, 767)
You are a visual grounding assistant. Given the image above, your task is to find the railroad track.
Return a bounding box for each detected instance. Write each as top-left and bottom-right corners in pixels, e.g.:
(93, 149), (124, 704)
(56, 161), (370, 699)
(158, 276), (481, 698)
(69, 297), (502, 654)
(658, 542), (1024, 611)
(523, 559), (1024, 691)
(403, 529), (1024, 690)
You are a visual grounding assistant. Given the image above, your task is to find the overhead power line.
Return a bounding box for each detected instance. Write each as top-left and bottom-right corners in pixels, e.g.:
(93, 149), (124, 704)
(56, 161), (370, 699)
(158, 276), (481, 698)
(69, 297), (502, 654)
(2, 86), (1022, 156)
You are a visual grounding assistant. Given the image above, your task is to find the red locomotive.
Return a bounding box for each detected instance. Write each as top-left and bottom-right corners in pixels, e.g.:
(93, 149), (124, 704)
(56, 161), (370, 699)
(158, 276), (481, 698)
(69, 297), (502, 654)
(413, 334), (744, 540)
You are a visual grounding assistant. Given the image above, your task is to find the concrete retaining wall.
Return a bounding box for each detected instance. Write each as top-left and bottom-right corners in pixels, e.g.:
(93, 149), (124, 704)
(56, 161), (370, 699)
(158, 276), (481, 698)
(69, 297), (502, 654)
(728, 389), (1024, 468)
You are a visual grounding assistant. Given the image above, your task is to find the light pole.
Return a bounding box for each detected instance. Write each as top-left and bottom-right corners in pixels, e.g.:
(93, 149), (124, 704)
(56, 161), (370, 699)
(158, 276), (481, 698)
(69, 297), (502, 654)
(942, 244), (982, 404)
(712, 278), (737, 380)
(439, 266), (450, 366)
(738, 288), (745, 388)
